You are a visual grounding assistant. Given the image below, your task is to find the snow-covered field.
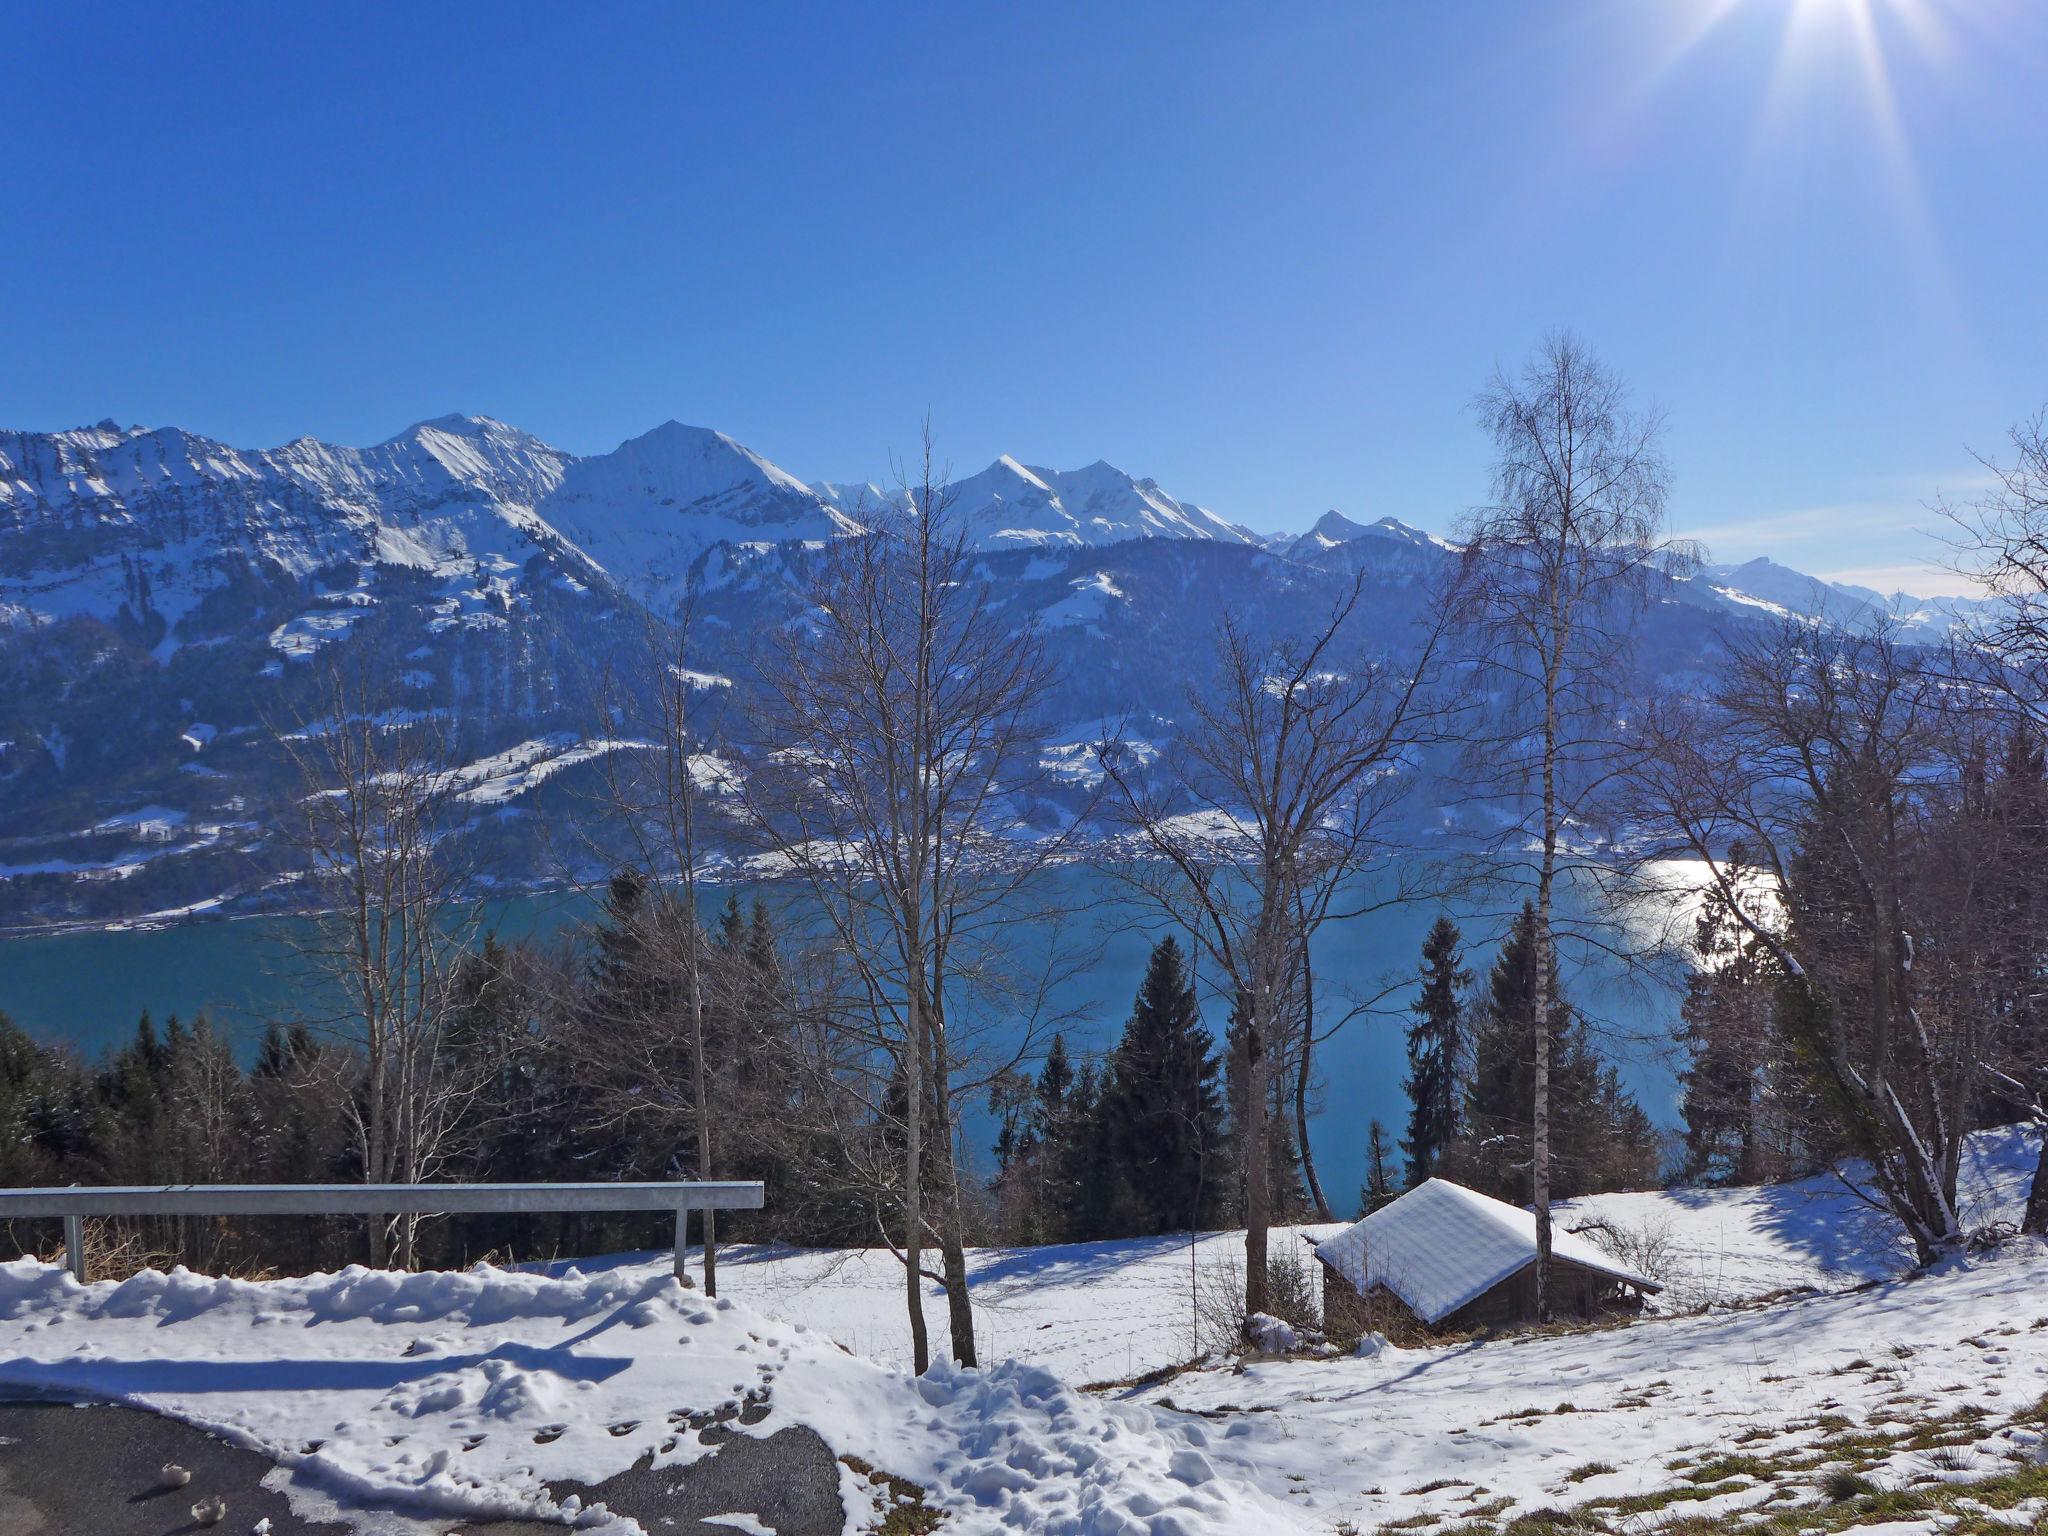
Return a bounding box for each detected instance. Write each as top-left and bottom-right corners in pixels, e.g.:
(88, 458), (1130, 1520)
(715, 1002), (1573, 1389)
(0, 1128), (2041, 1535)
(0, 1259), (1295, 1536)
(1137, 1245), (2048, 1532)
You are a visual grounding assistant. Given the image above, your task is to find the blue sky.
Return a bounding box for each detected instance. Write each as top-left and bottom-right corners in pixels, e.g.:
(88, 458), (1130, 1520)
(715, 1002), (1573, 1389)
(5, 0), (2044, 592)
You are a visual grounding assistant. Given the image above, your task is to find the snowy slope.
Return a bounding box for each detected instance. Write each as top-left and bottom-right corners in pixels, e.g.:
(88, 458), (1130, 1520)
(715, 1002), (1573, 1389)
(1137, 1241), (2048, 1533)
(1693, 556), (2005, 638)
(1554, 1123), (2042, 1310)
(0, 1259), (1304, 1536)
(539, 1127), (2046, 1388)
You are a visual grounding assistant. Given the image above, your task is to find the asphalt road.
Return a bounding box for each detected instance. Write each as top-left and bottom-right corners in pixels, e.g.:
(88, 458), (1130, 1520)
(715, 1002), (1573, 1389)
(0, 1398), (845, 1536)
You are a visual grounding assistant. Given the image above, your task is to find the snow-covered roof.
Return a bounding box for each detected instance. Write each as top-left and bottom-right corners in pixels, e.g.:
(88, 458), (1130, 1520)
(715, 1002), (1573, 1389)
(1313, 1178), (1659, 1325)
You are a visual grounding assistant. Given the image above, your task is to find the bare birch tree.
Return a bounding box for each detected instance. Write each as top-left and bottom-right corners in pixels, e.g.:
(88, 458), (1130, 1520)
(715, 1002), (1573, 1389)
(1097, 566), (1464, 1326)
(276, 660), (484, 1268)
(741, 430), (1073, 1373)
(1456, 332), (1692, 1319)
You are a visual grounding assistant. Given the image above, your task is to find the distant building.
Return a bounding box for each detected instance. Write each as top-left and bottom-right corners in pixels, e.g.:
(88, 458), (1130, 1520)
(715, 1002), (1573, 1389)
(1312, 1177), (1660, 1341)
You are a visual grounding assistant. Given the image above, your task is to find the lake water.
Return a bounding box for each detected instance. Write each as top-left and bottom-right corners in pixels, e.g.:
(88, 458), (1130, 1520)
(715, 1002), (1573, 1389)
(0, 871), (1683, 1202)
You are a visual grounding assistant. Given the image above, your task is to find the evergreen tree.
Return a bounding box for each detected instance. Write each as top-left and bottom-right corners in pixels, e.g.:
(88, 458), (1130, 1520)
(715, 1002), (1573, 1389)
(1449, 903), (1651, 1202)
(1100, 938), (1226, 1236)
(1677, 854), (1797, 1184)
(0, 1014), (88, 1184)
(1401, 915), (1469, 1187)
(1361, 1119), (1399, 1213)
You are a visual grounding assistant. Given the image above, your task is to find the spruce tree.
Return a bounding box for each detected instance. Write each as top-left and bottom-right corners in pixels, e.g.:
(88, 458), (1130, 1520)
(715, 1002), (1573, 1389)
(1453, 902), (1654, 1202)
(1101, 937), (1225, 1236)
(1401, 915), (1469, 1187)
(1361, 1119), (1399, 1213)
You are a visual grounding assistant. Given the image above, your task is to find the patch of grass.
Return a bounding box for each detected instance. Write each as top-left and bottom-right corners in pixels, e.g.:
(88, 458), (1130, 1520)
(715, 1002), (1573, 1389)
(1501, 1511), (1584, 1535)
(1404, 1477), (1464, 1495)
(839, 1455), (942, 1534)
(1820, 1467), (1877, 1502)
(1645, 1461), (2048, 1536)
(1681, 1453), (1775, 1484)
(1561, 1462), (1614, 1484)
(1585, 1479), (1746, 1516)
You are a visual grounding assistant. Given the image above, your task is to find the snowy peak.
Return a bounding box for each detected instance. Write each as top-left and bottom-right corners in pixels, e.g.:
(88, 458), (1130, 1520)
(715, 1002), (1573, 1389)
(1309, 509), (1373, 542)
(944, 454), (1252, 549)
(1282, 509), (1447, 563)
(532, 422), (858, 607)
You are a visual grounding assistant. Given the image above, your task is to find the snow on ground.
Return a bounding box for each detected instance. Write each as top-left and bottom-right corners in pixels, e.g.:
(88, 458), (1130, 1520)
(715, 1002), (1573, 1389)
(1133, 1240), (2048, 1532)
(1556, 1123), (2040, 1310)
(696, 1127), (2040, 1382)
(709, 1226), (1345, 1383)
(0, 1130), (2039, 1533)
(436, 733), (652, 806)
(0, 1260), (1304, 1536)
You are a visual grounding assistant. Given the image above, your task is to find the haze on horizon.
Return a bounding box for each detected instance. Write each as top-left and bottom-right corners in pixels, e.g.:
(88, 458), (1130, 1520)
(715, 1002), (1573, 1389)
(5, 0), (2044, 595)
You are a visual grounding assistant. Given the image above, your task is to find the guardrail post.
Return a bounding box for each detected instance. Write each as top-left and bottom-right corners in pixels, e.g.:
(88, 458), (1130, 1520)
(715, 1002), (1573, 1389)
(674, 1201), (694, 1287)
(63, 1215), (85, 1283)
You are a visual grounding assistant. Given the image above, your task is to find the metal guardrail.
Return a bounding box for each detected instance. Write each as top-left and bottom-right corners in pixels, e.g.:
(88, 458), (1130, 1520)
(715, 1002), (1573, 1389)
(0, 1181), (765, 1284)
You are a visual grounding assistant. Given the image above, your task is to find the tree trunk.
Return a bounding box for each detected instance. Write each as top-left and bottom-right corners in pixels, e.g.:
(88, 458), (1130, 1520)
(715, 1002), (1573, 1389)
(1532, 643), (1560, 1324)
(1294, 939), (1334, 1222)
(902, 975), (931, 1375)
(936, 1147), (976, 1366)
(1240, 991), (1272, 1325)
(688, 927), (717, 1297)
(2024, 1124), (2048, 1237)
(1530, 883), (1553, 1322)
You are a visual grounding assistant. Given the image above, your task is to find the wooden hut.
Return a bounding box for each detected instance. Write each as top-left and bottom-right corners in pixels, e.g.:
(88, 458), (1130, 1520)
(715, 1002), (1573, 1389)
(1312, 1177), (1660, 1341)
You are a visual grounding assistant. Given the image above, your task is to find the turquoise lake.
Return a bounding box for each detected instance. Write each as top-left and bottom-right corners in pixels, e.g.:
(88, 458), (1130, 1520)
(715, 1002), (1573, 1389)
(0, 872), (1684, 1201)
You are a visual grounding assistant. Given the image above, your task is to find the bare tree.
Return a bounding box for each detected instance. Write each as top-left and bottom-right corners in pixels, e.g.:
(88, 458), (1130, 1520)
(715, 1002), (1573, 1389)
(1455, 331), (1693, 1319)
(1947, 406), (2048, 1234)
(567, 611), (735, 1291)
(741, 429), (1075, 1373)
(1098, 566), (1462, 1327)
(1625, 620), (2020, 1261)
(1951, 408), (2048, 682)
(276, 660), (485, 1268)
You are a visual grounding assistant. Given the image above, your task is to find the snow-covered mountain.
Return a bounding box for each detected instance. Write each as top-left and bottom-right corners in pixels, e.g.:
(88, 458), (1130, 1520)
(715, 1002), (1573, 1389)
(536, 422), (860, 608)
(0, 410), (1999, 929)
(813, 454), (1256, 550)
(1695, 555), (1997, 636)
(1282, 509), (1451, 563)
(0, 415), (579, 638)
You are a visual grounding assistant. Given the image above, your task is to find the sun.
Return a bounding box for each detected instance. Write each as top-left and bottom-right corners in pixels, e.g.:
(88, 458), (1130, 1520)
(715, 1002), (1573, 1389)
(1640, 0), (1961, 211)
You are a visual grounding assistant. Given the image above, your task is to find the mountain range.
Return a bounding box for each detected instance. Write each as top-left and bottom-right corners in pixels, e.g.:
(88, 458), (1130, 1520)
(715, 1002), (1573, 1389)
(0, 413), (1993, 931)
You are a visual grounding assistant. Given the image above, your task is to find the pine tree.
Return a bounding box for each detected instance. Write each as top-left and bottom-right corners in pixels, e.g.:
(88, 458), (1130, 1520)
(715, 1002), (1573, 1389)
(1361, 1119), (1399, 1213)
(1677, 857), (1788, 1184)
(1402, 915), (1469, 1187)
(1100, 937), (1226, 1236)
(989, 1034), (1083, 1243)
(1450, 903), (1652, 1202)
